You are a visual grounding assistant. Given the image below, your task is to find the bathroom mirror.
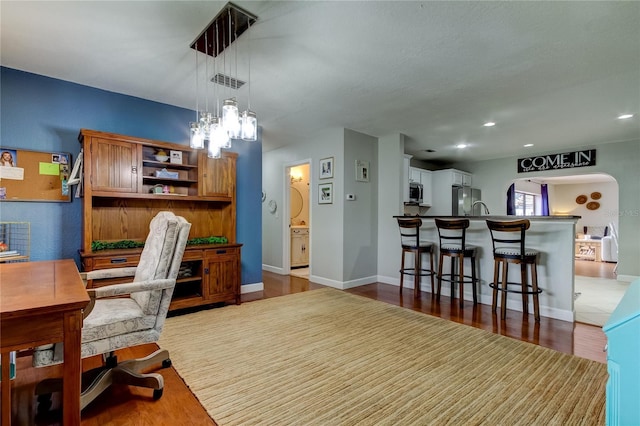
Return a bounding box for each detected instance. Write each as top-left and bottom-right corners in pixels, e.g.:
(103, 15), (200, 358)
(291, 187), (303, 218)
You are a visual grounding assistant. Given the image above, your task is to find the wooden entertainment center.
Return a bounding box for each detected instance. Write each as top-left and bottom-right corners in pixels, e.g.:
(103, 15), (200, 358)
(78, 129), (241, 311)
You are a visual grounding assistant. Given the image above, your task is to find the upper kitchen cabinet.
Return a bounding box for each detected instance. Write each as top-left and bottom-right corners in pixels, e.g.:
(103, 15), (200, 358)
(409, 167), (433, 206)
(446, 169), (472, 187)
(403, 154), (412, 203)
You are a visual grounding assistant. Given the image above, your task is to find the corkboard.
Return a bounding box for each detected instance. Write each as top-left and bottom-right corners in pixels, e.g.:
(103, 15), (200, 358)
(0, 148), (72, 202)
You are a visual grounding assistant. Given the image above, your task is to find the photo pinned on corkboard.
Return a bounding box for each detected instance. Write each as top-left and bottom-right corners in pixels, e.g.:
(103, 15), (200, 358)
(586, 201), (600, 210)
(575, 195), (588, 205)
(590, 191), (601, 200)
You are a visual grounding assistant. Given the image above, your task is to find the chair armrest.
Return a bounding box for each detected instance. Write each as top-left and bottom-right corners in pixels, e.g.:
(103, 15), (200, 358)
(92, 279), (175, 298)
(84, 266), (138, 281)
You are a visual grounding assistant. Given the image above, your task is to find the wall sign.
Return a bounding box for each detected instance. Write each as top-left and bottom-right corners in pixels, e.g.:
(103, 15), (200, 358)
(517, 149), (596, 173)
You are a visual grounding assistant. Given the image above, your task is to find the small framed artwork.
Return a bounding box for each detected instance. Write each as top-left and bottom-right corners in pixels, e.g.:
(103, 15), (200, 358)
(356, 160), (369, 182)
(318, 182), (333, 204)
(319, 157), (334, 179)
(170, 150), (183, 164)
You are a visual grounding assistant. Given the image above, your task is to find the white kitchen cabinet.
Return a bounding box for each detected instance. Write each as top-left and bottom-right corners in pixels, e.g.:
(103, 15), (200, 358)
(291, 227), (309, 267)
(403, 154), (412, 203)
(450, 169), (472, 187)
(409, 167), (433, 206)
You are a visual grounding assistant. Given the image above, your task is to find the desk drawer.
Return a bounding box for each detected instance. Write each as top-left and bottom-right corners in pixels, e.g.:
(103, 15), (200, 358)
(91, 254), (141, 269)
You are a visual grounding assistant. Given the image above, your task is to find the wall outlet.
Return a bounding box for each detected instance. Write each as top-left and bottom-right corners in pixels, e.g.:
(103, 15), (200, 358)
(346, 194), (356, 201)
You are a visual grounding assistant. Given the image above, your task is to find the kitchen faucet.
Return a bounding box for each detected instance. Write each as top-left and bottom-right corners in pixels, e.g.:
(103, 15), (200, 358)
(472, 200), (490, 215)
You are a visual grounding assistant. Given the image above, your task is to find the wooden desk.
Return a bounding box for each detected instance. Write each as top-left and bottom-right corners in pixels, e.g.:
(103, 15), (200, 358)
(1, 259), (89, 425)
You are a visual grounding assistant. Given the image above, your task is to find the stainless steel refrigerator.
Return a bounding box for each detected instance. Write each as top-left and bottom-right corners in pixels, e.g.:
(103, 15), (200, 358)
(452, 186), (482, 216)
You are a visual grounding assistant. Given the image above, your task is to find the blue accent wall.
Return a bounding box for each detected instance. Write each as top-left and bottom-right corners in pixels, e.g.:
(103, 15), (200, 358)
(0, 67), (262, 285)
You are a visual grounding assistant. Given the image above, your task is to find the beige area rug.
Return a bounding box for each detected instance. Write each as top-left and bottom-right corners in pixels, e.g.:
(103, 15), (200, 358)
(574, 275), (629, 327)
(159, 288), (606, 426)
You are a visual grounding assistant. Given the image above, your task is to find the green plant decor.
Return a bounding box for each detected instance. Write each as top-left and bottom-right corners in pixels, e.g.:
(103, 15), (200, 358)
(91, 236), (228, 252)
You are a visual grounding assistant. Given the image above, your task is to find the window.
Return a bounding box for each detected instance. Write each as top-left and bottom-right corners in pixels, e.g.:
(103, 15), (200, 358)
(515, 191), (536, 216)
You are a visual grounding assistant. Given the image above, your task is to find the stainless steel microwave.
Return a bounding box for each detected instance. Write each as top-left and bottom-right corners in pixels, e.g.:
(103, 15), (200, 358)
(409, 182), (423, 204)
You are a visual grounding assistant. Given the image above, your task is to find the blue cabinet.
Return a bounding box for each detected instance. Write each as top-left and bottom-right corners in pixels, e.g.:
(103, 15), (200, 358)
(603, 279), (640, 425)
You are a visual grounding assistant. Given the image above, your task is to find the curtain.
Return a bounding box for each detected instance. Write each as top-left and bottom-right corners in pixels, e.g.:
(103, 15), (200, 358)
(507, 183), (516, 215)
(540, 184), (550, 216)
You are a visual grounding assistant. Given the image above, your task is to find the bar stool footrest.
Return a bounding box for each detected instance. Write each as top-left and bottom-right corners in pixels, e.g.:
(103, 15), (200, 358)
(438, 273), (478, 285)
(489, 282), (542, 294)
(400, 268), (435, 277)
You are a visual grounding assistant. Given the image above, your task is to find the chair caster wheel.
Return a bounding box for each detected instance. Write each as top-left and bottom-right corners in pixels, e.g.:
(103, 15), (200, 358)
(162, 358), (172, 368)
(153, 388), (164, 400)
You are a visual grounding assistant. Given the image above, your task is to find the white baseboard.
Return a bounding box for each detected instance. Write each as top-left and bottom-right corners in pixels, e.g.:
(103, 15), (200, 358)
(262, 264), (284, 275)
(241, 282), (264, 294)
(616, 274), (639, 283)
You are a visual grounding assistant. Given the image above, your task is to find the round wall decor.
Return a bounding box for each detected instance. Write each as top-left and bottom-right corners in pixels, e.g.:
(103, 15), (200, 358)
(575, 195), (588, 204)
(590, 191), (602, 200)
(586, 201), (600, 210)
(268, 199), (278, 214)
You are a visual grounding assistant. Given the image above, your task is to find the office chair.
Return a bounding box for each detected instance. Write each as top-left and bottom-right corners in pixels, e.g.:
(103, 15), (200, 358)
(33, 211), (191, 410)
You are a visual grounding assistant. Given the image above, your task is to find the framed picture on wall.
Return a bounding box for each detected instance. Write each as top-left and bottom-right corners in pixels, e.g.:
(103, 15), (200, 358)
(355, 160), (369, 182)
(318, 183), (333, 204)
(319, 157), (333, 179)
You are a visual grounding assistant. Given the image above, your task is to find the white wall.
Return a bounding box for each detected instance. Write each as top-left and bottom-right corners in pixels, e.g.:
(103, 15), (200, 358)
(454, 139), (640, 279)
(376, 134), (406, 284)
(551, 180), (619, 232)
(342, 129), (378, 285)
(262, 127), (343, 273)
(262, 127), (379, 288)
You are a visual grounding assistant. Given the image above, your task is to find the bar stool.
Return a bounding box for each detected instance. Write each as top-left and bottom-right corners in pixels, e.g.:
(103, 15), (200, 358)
(486, 219), (541, 322)
(435, 218), (478, 308)
(397, 217), (436, 298)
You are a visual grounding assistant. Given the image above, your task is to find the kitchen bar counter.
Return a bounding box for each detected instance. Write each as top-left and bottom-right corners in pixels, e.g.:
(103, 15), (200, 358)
(394, 215), (580, 321)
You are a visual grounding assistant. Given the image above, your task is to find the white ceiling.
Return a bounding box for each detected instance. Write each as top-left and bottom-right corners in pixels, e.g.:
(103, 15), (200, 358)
(2, 1), (639, 164)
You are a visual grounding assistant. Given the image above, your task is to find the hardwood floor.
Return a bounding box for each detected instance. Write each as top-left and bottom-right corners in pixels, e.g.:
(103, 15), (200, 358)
(575, 258), (617, 279)
(9, 270), (608, 425)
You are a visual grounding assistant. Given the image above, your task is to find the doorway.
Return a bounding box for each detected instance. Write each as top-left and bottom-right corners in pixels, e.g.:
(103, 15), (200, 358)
(286, 162), (310, 279)
(510, 172), (623, 326)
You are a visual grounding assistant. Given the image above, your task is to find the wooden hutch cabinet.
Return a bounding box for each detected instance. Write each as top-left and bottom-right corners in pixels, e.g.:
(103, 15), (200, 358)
(78, 129), (241, 311)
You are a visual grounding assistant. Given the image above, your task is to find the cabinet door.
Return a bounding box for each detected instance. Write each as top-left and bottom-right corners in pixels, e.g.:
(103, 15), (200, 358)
(420, 170), (432, 206)
(90, 138), (138, 192)
(462, 173), (472, 187)
(409, 168), (421, 183)
(205, 247), (240, 304)
(452, 171), (464, 186)
(199, 154), (235, 197)
(291, 229), (309, 267)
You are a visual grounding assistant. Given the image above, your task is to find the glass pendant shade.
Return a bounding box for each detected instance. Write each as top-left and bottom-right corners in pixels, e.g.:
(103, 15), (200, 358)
(189, 122), (205, 149)
(222, 98), (240, 138)
(208, 117), (228, 158)
(241, 110), (258, 141)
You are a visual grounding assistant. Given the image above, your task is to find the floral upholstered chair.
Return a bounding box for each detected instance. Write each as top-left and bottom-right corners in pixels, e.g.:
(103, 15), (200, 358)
(33, 211), (191, 410)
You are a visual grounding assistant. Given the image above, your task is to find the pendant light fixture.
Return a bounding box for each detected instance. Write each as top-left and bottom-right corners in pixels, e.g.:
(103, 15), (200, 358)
(221, 7), (240, 139)
(190, 38), (205, 149)
(189, 2), (258, 152)
(241, 17), (257, 141)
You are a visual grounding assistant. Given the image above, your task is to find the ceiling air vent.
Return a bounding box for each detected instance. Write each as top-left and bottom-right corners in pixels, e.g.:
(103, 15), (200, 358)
(211, 73), (245, 90)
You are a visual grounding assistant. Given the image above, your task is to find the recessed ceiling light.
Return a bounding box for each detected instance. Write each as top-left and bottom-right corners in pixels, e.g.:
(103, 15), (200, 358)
(618, 114), (634, 120)
(483, 122), (496, 127)
(456, 144), (468, 149)
(523, 144), (534, 147)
